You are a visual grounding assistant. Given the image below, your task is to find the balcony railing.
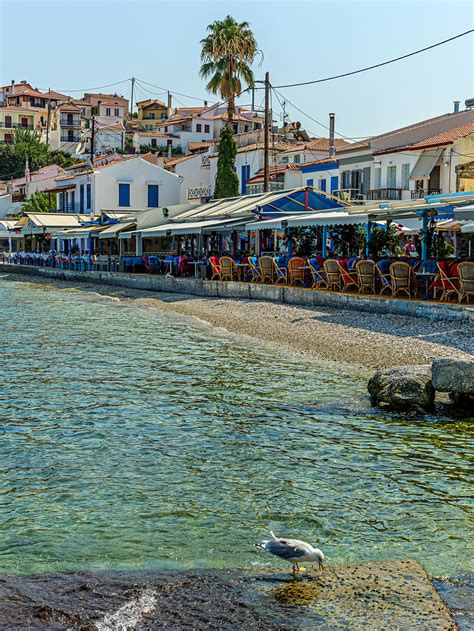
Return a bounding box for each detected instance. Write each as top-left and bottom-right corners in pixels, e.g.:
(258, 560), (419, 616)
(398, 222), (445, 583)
(201, 155), (210, 168)
(60, 135), (82, 143)
(187, 186), (211, 200)
(60, 118), (81, 127)
(0, 121), (34, 130)
(367, 188), (402, 200)
(411, 189), (441, 199)
(333, 188), (366, 203)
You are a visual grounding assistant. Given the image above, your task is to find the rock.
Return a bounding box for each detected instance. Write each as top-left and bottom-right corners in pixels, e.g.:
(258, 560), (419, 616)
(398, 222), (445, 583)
(368, 364), (434, 412)
(432, 358), (474, 396)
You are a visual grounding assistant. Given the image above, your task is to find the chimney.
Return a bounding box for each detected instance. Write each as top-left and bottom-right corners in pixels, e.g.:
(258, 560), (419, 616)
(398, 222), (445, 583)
(204, 100), (208, 108)
(328, 113), (335, 158)
(453, 100), (460, 113)
(167, 92), (173, 119)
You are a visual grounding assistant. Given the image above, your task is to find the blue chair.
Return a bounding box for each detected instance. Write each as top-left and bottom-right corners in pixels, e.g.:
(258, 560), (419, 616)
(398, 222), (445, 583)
(308, 257), (327, 289)
(248, 256), (261, 282)
(347, 256), (359, 271)
(274, 256), (288, 285)
(376, 259), (392, 295)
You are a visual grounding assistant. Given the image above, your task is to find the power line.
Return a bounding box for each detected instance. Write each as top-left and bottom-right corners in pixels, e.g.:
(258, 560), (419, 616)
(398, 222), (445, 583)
(38, 79), (132, 93)
(273, 30), (474, 88)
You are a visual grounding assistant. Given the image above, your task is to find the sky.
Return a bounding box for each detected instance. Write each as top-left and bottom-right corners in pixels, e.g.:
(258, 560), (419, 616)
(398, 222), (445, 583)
(1, 0), (473, 140)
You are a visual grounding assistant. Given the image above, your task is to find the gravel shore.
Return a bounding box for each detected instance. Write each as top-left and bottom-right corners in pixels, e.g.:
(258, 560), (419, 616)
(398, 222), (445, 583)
(2, 272), (472, 369)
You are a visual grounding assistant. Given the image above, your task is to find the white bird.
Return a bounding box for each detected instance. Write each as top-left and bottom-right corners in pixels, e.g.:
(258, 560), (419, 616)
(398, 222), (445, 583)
(257, 531), (324, 578)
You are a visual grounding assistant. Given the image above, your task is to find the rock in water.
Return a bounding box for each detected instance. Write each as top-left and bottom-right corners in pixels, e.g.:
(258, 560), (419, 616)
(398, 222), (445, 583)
(432, 358), (474, 413)
(368, 364), (434, 413)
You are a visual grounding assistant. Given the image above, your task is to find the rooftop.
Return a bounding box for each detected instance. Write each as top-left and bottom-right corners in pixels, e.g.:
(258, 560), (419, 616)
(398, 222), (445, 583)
(374, 121), (474, 155)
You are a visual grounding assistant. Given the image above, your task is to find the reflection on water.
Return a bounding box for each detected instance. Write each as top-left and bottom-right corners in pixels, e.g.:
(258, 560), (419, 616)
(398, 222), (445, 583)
(0, 279), (473, 577)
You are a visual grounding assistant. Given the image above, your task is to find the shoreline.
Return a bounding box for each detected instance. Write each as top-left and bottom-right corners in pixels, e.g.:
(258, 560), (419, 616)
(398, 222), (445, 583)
(2, 271), (473, 369)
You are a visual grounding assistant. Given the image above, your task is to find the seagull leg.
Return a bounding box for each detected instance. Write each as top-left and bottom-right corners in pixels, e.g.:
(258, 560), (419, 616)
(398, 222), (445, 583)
(292, 564), (298, 579)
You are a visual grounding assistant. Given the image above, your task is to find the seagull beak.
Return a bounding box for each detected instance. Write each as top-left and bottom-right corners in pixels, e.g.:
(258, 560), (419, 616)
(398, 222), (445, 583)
(318, 561), (324, 571)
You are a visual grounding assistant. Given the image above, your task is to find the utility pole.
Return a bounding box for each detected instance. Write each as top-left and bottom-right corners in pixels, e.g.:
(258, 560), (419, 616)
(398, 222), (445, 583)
(251, 83), (255, 112)
(90, 115), (95, 165)
(130, 77), (135, 118)
(263, 71), (270, 193)
(45, 87), (51, 146)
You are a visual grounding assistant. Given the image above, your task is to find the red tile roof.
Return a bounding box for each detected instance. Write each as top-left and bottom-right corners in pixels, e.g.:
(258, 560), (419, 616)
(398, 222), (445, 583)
(374, 122), (474, 155)
(305, 138), (351, 151)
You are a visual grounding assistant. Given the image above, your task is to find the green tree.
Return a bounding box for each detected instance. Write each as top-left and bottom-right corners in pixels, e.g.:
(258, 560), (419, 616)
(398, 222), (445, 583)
(21, 190), (56, 214)
(0, 129), (80, 180)
(213, 126), (239, 198)
(200, 15), (259, 127)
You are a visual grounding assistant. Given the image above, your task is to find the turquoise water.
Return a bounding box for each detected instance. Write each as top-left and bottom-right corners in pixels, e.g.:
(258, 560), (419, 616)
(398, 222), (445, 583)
(0, 277), (473, 577)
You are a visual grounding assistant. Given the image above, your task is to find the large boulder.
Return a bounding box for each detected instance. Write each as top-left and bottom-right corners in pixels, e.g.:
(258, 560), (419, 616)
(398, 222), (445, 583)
(368, 364), (434, 413)
(432, 358), (474, 396)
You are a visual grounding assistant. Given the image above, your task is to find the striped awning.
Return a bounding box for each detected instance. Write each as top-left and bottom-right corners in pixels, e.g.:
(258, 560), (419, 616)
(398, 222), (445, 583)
(409, 148), (442, 180)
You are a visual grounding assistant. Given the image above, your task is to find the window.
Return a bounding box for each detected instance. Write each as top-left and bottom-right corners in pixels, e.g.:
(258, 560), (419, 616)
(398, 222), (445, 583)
(319, 178), (327, 192)
(86, 184), (91, 210)
(294, 154), (301, 164)
(149, 113), (155, 119)
(306, 178), (314, 187)
(114, 108), (120, 117)
(281, 156), (289, 164)
(160, 113), (167, 120)
(402, 163), (410, 189)
(387, 165), (397, 188)
(330, 175), (338, 193)
(147, 184), (159, 208)
(106, 107), (111, 116)
(196, 123), (202, 132)
(151, 138), (157, 147)
(118, 183), (130, 207)
(204, 124), (210, 133)
(374, 167), (382, 189)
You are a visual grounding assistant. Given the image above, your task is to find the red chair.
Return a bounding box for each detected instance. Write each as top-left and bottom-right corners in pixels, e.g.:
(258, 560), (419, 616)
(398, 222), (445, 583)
(338, 259), (358, 292)
(432, 260), (460, 301)
(210, 256), (221, 280)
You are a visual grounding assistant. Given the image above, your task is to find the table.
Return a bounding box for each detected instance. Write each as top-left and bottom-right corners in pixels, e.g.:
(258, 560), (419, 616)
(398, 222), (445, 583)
(235, 262), (250, 281)
(415, 272), (436, 300)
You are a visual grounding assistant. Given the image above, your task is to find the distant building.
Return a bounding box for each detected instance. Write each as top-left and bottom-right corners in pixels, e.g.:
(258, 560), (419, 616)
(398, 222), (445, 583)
(136, 99), (168, 130)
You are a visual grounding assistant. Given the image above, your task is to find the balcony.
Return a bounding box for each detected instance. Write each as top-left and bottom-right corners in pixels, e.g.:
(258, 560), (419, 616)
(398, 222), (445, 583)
(333, 188), (366, 203)
(60, 117), (81, 127)
(201, 155), (210, 168)
(367, 188), (402, 201)
(0, 121), (34, 130)
(60, 134), (82, 143)
(411, 189), (441, 199)
(187, 186), (211, 200)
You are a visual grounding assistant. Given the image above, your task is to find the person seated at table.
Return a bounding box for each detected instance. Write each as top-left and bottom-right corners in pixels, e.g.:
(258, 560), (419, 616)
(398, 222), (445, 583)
(178, 252), (194, 277)
(403, 238), (419, 258)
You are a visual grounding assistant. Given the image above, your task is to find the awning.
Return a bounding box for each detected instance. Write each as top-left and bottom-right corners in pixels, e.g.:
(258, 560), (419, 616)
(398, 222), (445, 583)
(245, 216), (297, 231)
(409, 148), (442, 180)
(138, 217), (246, 237)
(287, 211), (369, 228)
(461, 221), (474, 233)
(98, 221), (136, 239)
(42, 184), (78, 193)
(55, 225), (109, 240)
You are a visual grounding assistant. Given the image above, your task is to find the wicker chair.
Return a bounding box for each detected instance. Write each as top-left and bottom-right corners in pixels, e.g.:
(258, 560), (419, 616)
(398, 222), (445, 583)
(258, 256), (275, 284)
(248, 256), (262, 283)
(356, 260), (376, 294)
(338, 260), (358, 292)
(288, 257), (307, 286)
(210, 256), (221, 280)
(273, 257), (288, 285)
(308, 257), (327, 289)
(323, 259), (341, 291)
(434, 261), (460, 301)
(219, 256), (238, 281)
(376, 261), (393, 295)
(458, 262), (474, 303)
(390, 261), (415, 298)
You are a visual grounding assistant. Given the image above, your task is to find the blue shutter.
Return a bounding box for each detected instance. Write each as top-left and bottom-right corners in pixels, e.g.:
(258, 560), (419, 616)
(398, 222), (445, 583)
(320, 179), (327, 192)
(330, 176), (338, 193)
(241, 164), (250, 194)
(147, 184), (159, 208)
(86, 184), (91, 210)
(79, 184), (84, 212)
(118, 183), (130, 207)
(70, 190), (75, 212)
(59, 192), (64, 210)
(306, 178), (313, 187)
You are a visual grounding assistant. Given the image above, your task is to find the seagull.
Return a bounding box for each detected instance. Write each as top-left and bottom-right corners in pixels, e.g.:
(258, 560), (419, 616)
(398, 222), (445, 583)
(257, 531), (324, 578)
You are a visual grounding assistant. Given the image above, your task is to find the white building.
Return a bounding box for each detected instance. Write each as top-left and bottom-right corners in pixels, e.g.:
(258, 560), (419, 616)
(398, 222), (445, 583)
(157, 116), (214, 152)
(50, 155), (182, 214)
(165, 152), (212, 203)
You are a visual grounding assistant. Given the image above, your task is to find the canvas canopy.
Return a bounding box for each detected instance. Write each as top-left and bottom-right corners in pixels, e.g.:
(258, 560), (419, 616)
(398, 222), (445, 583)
(409, 148), (443, 180)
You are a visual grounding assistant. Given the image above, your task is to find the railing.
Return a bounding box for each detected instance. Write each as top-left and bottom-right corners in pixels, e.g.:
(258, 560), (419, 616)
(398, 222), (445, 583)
(411, 189), (441, 199)
(187, 186), (211, 200)
(201, 155), (210, 168)
(60, 135), (82, 143)
(367, 188), (403, 200)
(60, 118), (81, 127)
(0, 121), (34, 130)
(333, 188), (366, 203)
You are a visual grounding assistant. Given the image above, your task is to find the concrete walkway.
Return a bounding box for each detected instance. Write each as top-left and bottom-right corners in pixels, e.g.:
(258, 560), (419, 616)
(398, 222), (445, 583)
(1, 262), (473, 323)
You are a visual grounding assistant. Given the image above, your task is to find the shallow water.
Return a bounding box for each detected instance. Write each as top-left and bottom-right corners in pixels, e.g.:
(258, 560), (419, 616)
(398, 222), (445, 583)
(0, 278), (473, 578)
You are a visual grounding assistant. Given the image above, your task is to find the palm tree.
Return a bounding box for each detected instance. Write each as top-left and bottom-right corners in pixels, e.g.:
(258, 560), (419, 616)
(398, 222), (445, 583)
(200, 15), (259, 130)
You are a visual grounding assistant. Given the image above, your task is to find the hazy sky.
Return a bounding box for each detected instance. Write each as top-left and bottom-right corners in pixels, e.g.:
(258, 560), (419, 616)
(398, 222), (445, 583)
(1, 1), (473, 139)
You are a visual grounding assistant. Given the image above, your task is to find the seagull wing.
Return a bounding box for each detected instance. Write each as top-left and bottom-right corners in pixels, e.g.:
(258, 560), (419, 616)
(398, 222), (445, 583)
(264, 539), (313, 560)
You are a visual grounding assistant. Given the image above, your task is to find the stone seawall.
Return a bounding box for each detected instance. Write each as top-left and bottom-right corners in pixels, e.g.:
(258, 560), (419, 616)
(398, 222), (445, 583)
(1, 262), (473, 323)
